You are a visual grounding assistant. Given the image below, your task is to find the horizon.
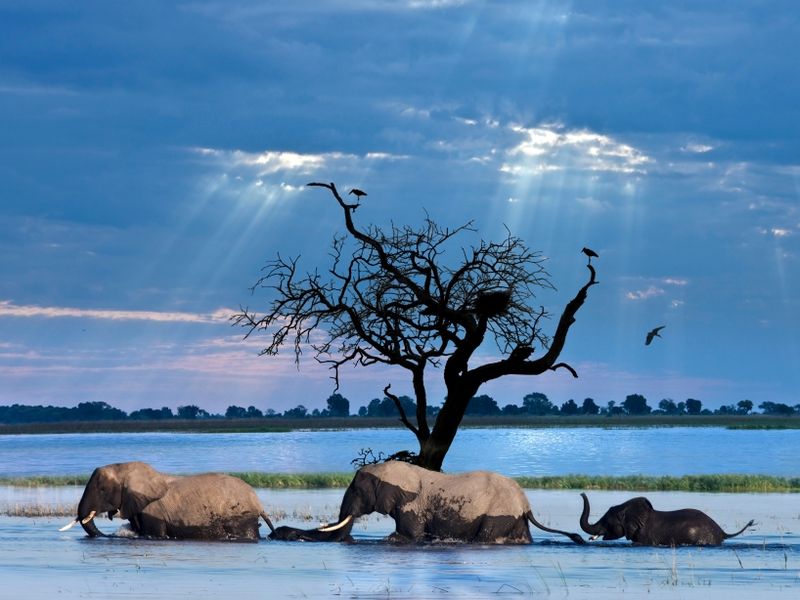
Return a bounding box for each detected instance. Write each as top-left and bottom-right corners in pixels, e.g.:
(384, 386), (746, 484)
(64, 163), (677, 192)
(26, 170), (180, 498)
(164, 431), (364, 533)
(0, 390), (784, 418)
(2, 2), (799, 413)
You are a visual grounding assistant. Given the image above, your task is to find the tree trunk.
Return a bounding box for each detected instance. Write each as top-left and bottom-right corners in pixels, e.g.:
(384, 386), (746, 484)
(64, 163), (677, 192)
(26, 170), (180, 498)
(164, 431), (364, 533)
(416, 386), (475, 471)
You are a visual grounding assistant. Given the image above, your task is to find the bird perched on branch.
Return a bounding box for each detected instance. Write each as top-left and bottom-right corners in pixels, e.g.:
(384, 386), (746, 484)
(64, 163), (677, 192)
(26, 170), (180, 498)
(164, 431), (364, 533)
(645, 325), (665, 345)
(581, 247), (599, 264)
(509, 346), (534, 361)
(349, 188), (367, 201)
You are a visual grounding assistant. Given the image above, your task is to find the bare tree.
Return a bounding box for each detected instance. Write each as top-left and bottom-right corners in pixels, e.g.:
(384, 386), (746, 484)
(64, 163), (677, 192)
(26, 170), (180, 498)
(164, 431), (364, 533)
(234, 182), (597, 471)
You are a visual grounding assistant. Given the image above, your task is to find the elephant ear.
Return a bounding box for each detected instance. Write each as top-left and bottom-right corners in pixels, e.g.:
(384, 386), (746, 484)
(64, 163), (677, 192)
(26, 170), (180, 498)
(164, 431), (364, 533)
(372, 474), (418, 516)
(621, 498), (652, 541)
(120, 466), (171, 518)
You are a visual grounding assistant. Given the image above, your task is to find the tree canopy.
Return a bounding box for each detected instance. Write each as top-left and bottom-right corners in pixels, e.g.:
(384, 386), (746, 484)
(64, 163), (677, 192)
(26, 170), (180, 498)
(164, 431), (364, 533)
(235, 181), (598, 470)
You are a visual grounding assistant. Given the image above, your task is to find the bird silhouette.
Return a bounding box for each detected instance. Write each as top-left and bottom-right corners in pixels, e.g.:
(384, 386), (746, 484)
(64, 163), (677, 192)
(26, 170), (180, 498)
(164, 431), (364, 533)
(509, 346), (534, 361)
(581, 247), (599, 263)
(645, 326), (665, 346)
(349, 188), (367, 200)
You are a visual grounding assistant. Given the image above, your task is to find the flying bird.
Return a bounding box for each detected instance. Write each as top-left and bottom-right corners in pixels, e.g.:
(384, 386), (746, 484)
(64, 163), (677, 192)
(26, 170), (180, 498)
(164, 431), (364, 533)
(645, 326), (665, 346)
(581, 247), (599, 263)
(349, 188), (367, 200)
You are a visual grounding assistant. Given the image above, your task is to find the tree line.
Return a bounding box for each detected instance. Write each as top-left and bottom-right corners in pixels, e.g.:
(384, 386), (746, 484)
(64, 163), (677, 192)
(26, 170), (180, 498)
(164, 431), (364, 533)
(0, 394), (797, 425)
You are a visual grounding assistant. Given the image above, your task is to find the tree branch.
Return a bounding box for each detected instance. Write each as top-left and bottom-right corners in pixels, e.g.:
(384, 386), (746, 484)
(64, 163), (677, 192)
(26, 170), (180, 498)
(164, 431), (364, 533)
(384, 384), (422, 442)
(466, 262), (598, 385)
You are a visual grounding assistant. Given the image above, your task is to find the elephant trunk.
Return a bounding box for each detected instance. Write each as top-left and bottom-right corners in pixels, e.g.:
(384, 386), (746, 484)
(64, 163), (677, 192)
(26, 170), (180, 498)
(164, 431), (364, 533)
(79, 513), (106, 537)
(579, 493), (604, 537)
(77, 492), (107, 537)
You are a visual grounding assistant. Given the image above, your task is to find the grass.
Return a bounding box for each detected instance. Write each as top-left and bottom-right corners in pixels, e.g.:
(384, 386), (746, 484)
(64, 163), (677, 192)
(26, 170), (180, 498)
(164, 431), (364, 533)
(3, 503), (76, 517)
(2, 473), (798, 493)
(230, 472), (355, 489)
(513, 474), (800, 493)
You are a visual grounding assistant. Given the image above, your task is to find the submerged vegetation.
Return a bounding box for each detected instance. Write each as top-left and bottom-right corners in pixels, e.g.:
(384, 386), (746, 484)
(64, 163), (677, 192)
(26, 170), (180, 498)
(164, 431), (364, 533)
(2, 473), (798, 493)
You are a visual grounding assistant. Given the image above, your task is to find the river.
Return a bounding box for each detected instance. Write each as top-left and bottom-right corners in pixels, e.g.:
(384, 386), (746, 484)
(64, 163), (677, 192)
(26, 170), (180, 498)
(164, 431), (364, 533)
(1, 427), (797, 598)
(1, 426), (797, 477)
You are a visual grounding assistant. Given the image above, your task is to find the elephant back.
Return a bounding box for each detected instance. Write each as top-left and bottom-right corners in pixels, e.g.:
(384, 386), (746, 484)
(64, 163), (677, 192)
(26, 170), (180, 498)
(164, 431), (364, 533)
(359, 462), (530, 522)
(425, 470), (530, 521)
(143, 473), (264, 529)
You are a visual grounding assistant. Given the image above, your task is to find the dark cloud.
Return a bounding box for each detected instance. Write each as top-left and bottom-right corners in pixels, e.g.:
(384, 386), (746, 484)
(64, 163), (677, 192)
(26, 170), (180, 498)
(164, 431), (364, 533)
(1, 0), (799, 410)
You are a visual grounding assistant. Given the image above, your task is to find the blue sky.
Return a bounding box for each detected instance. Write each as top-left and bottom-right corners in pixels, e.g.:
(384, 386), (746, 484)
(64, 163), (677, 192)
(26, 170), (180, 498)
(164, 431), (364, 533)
(1, 0), (798, 414)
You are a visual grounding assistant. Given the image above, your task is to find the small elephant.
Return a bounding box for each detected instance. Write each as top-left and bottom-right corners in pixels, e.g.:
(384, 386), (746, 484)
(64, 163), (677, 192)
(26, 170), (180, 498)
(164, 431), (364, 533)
(60, 461), (275, 540)
(273, 461), (583, 544)
(579, 492), (754, 546)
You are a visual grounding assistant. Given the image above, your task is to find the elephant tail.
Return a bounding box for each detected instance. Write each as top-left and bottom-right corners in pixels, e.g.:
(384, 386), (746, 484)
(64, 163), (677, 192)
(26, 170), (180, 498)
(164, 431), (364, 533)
(526, 511), (585, 545)
(724, 519), (755, 540)
(260, 512), (276, 533)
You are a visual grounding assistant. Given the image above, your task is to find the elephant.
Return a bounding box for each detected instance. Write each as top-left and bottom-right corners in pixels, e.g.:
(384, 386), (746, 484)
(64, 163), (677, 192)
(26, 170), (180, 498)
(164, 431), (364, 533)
(579, 492), (754, 546)
(270, 461), (584, 545)
(59, 461), (275, 540)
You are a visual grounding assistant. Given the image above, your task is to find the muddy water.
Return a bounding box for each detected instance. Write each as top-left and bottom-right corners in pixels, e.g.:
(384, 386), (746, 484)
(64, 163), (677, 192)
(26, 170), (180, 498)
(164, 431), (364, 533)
(2, 489), (797, 599)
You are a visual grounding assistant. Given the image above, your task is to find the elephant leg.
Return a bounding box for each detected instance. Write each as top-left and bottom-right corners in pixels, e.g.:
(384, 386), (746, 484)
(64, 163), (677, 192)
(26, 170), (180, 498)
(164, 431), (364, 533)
(392, 510), (425, 543)
(387, 531), (416, 544)
(475, 515), (531, 544)
(138, 512), (168, 538)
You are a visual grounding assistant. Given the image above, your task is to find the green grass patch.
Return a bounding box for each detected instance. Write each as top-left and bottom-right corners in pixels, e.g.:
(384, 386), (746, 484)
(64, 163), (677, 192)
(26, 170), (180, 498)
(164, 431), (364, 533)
(2, 472), (798, 493)
(230, 472), (354, 489)
(0, 475), (89, 487)
(514, 474), (800, 493)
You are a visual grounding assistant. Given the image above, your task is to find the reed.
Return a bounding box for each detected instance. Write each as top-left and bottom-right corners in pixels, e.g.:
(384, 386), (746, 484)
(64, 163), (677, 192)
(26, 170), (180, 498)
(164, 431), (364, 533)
(2, 503), (75, 517)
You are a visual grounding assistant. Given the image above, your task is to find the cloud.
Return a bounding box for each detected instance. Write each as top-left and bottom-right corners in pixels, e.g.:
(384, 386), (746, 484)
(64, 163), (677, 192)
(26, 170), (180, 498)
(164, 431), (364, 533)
(194, 147), (343, 175)
(624, 276), (688, 301)
(383, 105), (653, 183)
(768, 228), (792, 238)
(194, 146), (407, 180)
(625, 286), (665, 301)
(662, 277), (689, 286)
(681, 142), (715, 154)
(0, 300), (232, 324)
(406, 0), (470, 8)
(501, 123), (652, 177)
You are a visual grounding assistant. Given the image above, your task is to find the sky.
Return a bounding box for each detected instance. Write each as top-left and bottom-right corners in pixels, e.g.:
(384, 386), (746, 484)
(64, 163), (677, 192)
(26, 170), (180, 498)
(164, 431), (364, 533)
(1, 0), (799, 414)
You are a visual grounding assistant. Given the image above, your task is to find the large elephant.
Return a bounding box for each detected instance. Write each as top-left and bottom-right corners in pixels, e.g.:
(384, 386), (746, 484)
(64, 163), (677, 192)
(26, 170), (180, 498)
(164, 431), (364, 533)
(579, 492), (754, 546)
(271, 462), (584, 544)
(59, 461), (275, 540)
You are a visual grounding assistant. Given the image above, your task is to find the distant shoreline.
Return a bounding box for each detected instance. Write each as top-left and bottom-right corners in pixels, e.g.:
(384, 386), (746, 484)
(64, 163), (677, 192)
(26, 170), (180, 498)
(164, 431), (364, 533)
(0, 414), (796, 435)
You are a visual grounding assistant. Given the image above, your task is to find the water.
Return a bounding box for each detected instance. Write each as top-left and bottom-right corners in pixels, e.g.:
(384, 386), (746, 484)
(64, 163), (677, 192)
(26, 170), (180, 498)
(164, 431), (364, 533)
(1, 426), (798, 477)
(2, 490), (797, 599)
(1, 428), (798, 598)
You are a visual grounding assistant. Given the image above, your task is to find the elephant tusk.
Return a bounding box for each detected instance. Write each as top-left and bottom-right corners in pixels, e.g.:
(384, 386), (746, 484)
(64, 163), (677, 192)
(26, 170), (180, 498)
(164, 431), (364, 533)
(589, 534), (600, 541)
(59, 518), (80, 532)
(80, 510), (97, 525)
(317, 515), (353, 532)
